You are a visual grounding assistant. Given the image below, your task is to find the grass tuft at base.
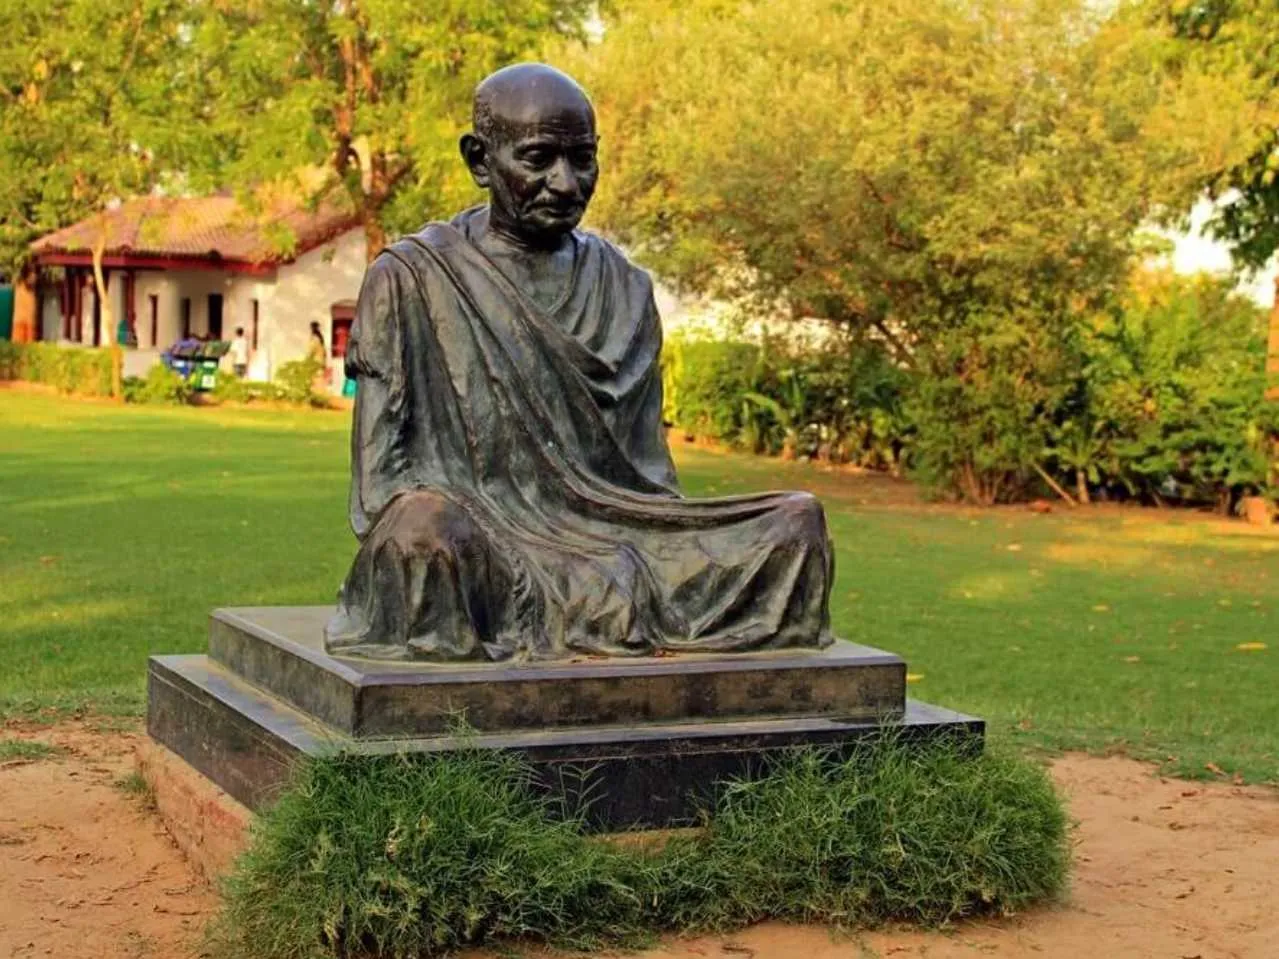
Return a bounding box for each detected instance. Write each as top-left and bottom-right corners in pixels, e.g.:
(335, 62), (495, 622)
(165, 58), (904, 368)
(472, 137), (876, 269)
(208, 736), (1070, 959)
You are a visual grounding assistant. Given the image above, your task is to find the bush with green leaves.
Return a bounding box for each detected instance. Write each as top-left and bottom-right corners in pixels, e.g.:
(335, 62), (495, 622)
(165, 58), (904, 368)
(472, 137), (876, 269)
(122, 364), (193, 405)
(663, 331), (910, 469)
(0, 341), (112, 396)
(209, 737), (1069, 959)
(1060, 270), (1278, 510)
(273, 358), (329, 407)
(905, 306), (1085, 505)
(665, 270), (1276, 507)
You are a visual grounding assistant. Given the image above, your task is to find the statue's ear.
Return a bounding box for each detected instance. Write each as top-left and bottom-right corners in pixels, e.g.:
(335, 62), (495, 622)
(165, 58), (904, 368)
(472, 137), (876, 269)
(459, 133), (490, 188)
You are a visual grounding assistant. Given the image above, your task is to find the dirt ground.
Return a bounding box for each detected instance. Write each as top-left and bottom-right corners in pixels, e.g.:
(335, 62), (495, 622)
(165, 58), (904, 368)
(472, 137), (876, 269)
(2, 725), (1277, 959)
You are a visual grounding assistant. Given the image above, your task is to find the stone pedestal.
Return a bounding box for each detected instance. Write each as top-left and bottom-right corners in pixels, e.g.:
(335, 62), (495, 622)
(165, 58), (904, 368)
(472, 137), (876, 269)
(147, 608), (983, 831)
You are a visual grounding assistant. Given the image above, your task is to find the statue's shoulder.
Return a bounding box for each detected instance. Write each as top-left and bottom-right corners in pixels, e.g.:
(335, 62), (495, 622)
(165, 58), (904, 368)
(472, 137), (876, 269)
(576, 230), (655, 296)
(380, 223), (456, 264)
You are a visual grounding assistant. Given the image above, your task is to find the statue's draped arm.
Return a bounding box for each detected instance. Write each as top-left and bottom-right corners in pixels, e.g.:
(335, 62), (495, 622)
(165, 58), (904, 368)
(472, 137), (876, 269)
(345, 254), (411, 540)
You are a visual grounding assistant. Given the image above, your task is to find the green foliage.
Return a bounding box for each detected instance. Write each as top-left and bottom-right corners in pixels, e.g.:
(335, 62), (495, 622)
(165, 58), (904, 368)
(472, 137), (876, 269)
(665, 271), (1275, 505)
(209, 372), (252, 405)
(122, 365), (193, 406)
(578, 0), (1251, 347)
(1149, 0), (1279, 267)
(0, 341), (112, 396)
(273, 359), (328, 407)
(182, 0), (595, 255)
(664, 333), (910, 468)
(573, 0), (1276, 503)
(906, 309), (1084, 504)
(1065, 270), (1277, 507)
(0, 0), (197, 277)
(209, 739), (1068, 959)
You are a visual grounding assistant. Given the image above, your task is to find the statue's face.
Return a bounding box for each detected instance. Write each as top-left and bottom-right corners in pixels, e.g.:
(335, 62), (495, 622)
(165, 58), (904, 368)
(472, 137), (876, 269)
(476, 100), (599, 246)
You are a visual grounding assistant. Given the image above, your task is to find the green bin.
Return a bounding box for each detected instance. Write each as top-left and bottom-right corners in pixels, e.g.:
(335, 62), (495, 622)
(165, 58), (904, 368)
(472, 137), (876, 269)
(0, 286), (13, 341)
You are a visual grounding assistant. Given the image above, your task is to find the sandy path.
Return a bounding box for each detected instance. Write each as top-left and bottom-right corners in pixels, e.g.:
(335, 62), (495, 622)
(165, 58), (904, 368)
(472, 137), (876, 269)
(0, 725), (216, 959)
(2, 725), (1277, 959)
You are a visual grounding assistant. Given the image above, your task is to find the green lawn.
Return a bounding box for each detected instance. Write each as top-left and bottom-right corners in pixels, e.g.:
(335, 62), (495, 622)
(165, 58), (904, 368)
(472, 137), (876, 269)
(2, 391), (1277, 782)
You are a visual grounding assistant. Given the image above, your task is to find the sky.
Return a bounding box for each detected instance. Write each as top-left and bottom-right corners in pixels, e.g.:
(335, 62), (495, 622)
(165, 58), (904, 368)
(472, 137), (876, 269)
(1165, 199), (1277, 308)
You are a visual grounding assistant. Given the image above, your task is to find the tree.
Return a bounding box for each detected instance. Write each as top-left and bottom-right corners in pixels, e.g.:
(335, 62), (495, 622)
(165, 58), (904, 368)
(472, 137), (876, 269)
(570, 0), (1266, 500)
(1147, 1), (1279, 270)
(1145, 0), (1279, 399)
(184, 0), (595, 263)
(583, 0), (1260, 344)
(0, 0), (195, 390)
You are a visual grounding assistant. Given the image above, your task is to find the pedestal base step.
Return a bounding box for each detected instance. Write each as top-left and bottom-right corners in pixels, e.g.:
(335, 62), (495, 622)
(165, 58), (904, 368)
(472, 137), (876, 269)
(148, 654), (984, 831)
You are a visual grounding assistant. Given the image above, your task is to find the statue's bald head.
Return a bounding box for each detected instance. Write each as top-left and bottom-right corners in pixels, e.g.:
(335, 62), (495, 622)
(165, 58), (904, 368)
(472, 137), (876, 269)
(461, 63), (600, 248)
(472, 63), (595, 145)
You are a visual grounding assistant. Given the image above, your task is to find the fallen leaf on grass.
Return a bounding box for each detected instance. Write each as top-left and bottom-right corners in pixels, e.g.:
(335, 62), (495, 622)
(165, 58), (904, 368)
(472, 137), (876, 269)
(1205, 762), (1227, 778)
(1236, 642), (1267, 652)
(906, 673), (924, 683)
(1092, 604), (1110, 613)
(1123, 656), (1141, 663)
(1006, 543), (1023, 552)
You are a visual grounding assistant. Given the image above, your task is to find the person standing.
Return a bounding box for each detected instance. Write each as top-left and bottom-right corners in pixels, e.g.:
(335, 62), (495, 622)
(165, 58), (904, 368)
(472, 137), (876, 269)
(307, 321), (328, 393)
(306, 322), (326, 362)
(229, 326), (250, 378)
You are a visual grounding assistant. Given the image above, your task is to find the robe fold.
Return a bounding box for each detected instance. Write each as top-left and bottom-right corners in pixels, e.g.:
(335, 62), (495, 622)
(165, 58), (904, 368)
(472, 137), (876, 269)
(325, 207), (834, 661)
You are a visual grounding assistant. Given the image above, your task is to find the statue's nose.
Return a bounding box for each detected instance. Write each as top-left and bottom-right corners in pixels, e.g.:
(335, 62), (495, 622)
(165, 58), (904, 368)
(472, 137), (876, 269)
(546, 158), (579, 196)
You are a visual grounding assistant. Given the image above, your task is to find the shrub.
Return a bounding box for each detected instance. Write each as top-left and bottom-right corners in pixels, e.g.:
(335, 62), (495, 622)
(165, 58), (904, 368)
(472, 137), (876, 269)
(122, 364), (193, 405)
(0, 341), (19, 380)
(0, 342), (113, 396)
(209, 737), (1069, 959)
(664, 271), (1277, 508)
(663, 331), (911, 468)
(906, 309), (1082, 504)
(274, 358), (328, 407)
(210, 372), (253, 404)
(1066, 270), (1277, 510)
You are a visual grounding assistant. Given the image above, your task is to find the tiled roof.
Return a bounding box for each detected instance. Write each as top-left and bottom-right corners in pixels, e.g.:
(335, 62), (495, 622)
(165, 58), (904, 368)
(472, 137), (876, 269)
(30, 193), (360, 265)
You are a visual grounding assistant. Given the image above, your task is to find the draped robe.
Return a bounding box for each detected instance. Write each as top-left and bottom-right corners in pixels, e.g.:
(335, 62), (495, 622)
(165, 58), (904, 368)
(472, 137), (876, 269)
(325, 207), (834, 661)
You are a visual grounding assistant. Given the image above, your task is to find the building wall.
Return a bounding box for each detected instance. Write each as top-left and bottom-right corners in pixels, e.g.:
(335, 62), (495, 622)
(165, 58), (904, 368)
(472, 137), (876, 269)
(255, 228), (368, 386)
(34, 229), (370, 390)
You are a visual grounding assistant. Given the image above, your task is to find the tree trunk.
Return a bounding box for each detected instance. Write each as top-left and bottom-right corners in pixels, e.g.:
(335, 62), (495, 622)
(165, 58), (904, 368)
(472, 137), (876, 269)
(1075, 468), (1091, 505)
(13, 264), (37, 343)
(91, 228), (123, 401)
(362, 215), (387, 264)
(1267, 274), (1278, 401)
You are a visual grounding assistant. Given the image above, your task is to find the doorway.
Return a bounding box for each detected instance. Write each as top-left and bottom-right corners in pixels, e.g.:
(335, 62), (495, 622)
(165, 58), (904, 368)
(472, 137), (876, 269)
(207, 293), (223, 340)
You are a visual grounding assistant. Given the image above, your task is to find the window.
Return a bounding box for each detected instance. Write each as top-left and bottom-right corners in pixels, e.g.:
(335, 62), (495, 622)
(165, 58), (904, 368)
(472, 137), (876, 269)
(180, 298), (191, 339)
(149, 295), (159, 347)
(251, 299), (260, 350)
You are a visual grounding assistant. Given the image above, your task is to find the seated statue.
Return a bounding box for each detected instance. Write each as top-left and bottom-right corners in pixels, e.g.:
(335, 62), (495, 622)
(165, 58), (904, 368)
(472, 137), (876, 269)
(325, 63), (834, 662)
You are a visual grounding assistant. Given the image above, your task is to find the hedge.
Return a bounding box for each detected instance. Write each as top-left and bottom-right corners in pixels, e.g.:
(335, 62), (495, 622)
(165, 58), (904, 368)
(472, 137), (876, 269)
(0, 341), (113, 397)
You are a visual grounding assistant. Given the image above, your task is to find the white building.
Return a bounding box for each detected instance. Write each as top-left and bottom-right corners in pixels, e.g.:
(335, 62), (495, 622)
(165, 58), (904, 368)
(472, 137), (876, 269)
(29, 195), (369, 389)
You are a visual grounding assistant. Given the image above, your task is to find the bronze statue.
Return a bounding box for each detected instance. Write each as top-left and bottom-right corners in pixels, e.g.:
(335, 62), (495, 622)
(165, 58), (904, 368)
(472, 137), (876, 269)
(325, 63), (834, 662)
